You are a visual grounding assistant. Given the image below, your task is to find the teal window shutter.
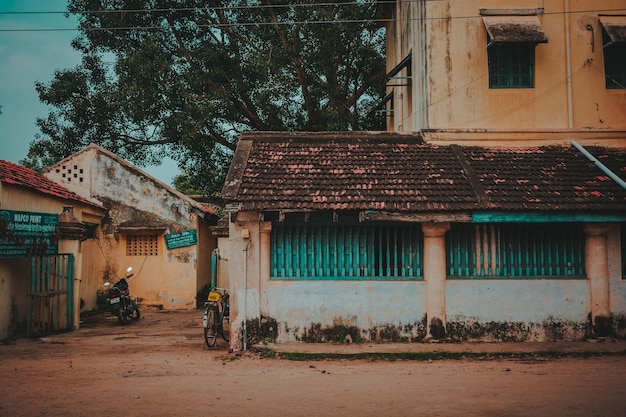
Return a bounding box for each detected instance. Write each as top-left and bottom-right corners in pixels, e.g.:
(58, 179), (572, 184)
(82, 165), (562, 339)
(447, 223), (585, 279)
(271, 222), (423, 280)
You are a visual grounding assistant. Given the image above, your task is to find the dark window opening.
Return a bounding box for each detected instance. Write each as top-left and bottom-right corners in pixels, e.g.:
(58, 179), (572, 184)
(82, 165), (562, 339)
(488, 43), (535, 88)
(602, 28), (626, 89)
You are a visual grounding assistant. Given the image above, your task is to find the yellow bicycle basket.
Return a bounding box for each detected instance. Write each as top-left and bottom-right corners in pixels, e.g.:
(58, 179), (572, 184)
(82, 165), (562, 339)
(207, 291), (221, 302)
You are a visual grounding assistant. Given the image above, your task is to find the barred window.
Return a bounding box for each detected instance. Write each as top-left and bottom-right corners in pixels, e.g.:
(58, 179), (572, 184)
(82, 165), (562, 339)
(447, 223), (585, 278)
(488, 43), (535, 88)
(126, 234), (159, 256)
(271, 222), (423, 280)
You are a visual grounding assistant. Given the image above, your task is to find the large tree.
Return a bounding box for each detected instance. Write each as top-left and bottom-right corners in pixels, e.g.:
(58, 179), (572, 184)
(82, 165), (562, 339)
(23, 0), (387, 197)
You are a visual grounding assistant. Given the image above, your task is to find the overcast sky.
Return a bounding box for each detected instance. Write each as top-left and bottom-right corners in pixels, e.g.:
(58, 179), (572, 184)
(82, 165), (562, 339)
(0, 0), (179, 185)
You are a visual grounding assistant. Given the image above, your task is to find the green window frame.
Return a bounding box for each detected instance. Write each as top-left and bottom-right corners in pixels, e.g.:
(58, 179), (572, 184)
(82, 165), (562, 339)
(603, 29), (626, 89)
(271, 222), (423, 280)
(488, 43), (535, 88)
(447, 223), (585, 278)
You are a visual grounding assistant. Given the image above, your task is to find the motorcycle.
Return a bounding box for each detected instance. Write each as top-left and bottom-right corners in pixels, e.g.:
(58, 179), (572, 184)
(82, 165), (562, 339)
(104, 267), (141, 325)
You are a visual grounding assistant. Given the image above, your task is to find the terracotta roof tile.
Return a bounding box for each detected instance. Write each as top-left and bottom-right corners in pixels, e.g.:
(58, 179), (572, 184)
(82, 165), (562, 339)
(0, 160), (103, 209)
(222, 132), (626, 213)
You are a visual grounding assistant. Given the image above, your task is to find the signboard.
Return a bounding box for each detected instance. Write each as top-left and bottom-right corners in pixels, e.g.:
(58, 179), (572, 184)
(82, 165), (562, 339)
(0, 210), (59, 257)
(164, 229), (197, 250)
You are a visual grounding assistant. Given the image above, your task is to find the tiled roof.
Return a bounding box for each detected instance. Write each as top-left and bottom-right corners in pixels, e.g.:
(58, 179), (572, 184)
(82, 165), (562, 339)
(222, 132), (626, 213)
(0, 160), (103, 209)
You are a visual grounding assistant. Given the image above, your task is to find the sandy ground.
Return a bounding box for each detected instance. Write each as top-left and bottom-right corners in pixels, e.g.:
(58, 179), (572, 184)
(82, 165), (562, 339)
(1, 309), (626, 417)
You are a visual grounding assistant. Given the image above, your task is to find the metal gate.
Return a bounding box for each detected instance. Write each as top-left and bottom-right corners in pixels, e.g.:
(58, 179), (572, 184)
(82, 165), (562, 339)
(28, 254), (74, 336)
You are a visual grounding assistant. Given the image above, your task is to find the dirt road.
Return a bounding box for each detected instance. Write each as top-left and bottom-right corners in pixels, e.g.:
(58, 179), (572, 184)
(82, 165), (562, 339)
(1, 309), (625, 417)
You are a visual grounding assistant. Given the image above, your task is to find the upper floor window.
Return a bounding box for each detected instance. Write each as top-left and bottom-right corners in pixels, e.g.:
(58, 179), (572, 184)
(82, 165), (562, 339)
(599, 15), (626, 89)
(488, 43), (535, 88)
(481, 12), (548, 89)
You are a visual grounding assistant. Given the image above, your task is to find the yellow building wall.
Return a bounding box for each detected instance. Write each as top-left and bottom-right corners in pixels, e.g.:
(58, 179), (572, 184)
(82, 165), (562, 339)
(0, 183), (105, 338)
(90, 232), (190, 310)
(391, 0), (626, 134)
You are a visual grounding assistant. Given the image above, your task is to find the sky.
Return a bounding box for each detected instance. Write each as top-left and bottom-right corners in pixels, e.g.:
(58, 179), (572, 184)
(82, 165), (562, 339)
(0, 0), (179, 186)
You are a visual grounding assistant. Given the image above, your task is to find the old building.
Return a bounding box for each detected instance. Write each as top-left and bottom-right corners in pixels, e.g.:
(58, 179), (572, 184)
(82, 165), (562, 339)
(43, 144), (220, 311)
(221, 1), (626, 350)
(0, 160), (106, 339)
(222, 132), (626, 348)
(382, 0), (626, 137)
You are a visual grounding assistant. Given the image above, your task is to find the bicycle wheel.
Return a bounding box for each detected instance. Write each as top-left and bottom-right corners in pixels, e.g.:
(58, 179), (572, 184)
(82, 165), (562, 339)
(203, 306), (218, 348)
(220, 313), (229, 342)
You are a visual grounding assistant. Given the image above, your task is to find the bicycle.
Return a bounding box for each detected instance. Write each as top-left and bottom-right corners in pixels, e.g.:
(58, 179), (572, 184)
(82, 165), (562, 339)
(203, 287), (229, 348)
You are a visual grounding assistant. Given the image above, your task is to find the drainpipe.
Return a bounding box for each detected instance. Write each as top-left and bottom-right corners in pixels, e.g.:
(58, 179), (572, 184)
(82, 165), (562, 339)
(572, 141), (626, 190)
(564, 0), (574, 128)
(211, 249), (218, 289)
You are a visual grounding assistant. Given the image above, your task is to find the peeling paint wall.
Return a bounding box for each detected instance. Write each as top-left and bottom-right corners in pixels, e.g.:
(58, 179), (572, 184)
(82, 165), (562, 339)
(390, 0), (626, 132)
(44, 148), (216, 311)
(446, 280), (590, 341)
(262, 282), (427, 344)
(228, 211), (626, 349)
(608, 228), (626, 338)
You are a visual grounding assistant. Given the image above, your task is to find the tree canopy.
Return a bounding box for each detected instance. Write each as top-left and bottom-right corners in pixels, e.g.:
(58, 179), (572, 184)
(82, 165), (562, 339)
(24, 0), (387, 198)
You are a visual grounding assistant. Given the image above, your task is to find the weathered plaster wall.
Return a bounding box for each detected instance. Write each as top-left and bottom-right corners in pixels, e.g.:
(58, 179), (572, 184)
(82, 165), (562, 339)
(80, 239), (106, 312)
(263, 281), (427, 343)
(0, 258), (29, 339)
(608, 228), (626, 337)
(446, 280), (590, 341)
(229, 212), (429, 347)
(228, 212), (626, 349)
(391, 0), (626, 132)
(45, 148), (214, 311)
(93, 232), (199, 310)
(92, 154), (195, 230)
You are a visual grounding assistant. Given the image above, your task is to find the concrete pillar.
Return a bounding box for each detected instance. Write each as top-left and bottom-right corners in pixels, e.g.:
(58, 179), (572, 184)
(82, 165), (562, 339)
(584, 223), (613, 336)
(422, 222), (450, 339)
(58, 206), (86, 330)
(259, 221), (272, 317)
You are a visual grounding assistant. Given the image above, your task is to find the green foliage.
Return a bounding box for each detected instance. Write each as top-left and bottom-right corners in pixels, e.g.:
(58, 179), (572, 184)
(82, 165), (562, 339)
(24, 0), (387, 194)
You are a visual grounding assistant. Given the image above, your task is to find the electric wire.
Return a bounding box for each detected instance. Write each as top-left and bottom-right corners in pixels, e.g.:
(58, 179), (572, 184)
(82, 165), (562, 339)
(1, 2), (625, 32)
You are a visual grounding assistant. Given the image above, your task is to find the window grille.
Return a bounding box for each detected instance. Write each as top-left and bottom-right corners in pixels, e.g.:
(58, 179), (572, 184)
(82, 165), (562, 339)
(602, 30), (626, 89)
(488, 43), (535, 88)
(271, 223), (423, 280)
(126, 234), (159, 256)
(447, 223), (585, 278)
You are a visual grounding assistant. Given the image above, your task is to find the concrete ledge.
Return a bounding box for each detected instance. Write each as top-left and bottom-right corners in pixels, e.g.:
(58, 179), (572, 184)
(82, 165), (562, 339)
(254, 340), (626, 357)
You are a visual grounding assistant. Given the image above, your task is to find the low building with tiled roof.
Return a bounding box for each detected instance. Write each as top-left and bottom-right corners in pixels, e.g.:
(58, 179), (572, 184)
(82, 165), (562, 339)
(0, 160), (106, 339)
(43, 144), (221, 312)
(220, 131), (626, 349)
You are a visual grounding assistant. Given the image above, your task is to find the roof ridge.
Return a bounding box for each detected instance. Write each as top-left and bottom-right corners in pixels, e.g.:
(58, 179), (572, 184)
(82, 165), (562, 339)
(450, 145), (491, 209)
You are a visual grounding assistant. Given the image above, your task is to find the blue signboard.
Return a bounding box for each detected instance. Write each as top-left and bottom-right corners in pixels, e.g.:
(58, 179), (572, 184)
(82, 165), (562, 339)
(0, 210), (59, 257)
(164, 229), (198, 250)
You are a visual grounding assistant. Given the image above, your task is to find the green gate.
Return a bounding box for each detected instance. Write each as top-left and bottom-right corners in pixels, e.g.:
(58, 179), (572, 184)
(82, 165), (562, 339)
(28, 254), (75, 336)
